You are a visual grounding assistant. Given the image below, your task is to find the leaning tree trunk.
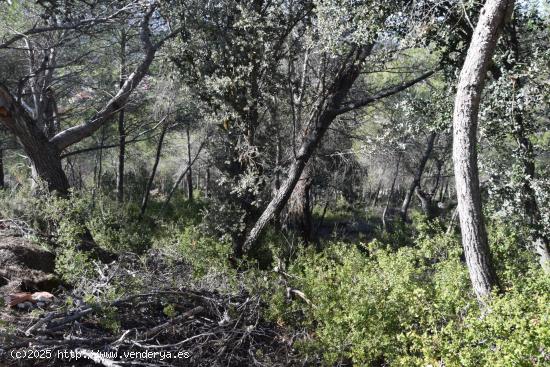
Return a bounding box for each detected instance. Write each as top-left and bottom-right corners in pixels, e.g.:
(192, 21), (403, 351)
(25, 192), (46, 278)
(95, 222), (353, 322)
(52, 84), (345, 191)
(400, 131), (437, 221)
(452, 0), (513, 301)
(0, 87), (69, 194)
(288, 163), (313, 244)
(140, 123), (168, 217)
(242, 42), (435, 253)
(242, 44), (375, 252)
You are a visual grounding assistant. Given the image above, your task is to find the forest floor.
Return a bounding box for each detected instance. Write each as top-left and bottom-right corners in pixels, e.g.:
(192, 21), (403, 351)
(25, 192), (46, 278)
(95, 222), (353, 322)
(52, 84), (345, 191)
(0, 228), (298, 367)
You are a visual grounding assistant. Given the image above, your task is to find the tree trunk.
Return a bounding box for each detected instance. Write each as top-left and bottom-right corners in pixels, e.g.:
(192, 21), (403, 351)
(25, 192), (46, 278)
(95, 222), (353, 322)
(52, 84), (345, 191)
(511, 113), (550, 272)
(383, 155), (401, 232)
(186, 123), (193, 201)
(400, 132), (437, 221)
(288, 163), (313, 243)
(430, 159), (443, 195)
(452, 0), (512, 301)
(370, 180), (382, 209)
(242, 44), (375, 252)
(28, 138), (70, 196)
(273, 131), (282, 228)
(196, 165), (201, 196)
(117, 110), (126, 202)
(116, 32), (127, 203)
(96, 126), (106, 189)
(0, 147), (4, 189)
(0, 88), (70, 194)
(205, 167), (211, 198)
(162, 140), (205, 211)
(140, 123), (168, 217)
(414, 186), (438, 220)
(504, 21), (550, 272)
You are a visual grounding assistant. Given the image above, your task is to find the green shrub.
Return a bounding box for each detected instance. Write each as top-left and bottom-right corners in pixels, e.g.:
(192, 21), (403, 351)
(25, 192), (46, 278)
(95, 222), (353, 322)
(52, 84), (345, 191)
(438, 271), (549, 366)
(55, 246), (95, 284)
(88, 199), (153, 253)
(265, 222), (549, 366)
(178, 225), (234, 277)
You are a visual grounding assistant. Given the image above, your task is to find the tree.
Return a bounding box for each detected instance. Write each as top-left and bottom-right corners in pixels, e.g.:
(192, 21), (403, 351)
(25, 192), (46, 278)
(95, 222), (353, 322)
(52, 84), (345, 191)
(140, 120), (169, 217)
(400, 131), (437, 221)
(117, 29), (128, 203)
(0, 2), (180, 195)
(480, 11), (550, 273)
(452, 0), (514, 300)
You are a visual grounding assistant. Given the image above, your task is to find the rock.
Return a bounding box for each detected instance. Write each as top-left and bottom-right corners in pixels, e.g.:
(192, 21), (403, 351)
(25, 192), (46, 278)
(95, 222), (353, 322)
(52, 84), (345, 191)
(0, 237), (55, 273)
(0, 231), (63, 296)
(16, 301), (33, 310)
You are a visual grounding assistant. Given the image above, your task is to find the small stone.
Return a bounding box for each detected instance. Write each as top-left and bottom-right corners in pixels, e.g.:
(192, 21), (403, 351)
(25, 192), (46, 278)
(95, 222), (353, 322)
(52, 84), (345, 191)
(16, 301), (33, 310)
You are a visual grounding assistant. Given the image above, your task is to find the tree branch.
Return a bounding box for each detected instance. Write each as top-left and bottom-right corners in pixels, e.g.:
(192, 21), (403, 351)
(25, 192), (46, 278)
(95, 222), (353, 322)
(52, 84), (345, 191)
(335, 69), (436, 115)
(49, 5), (160, 151)
(0, 7), (131, 49)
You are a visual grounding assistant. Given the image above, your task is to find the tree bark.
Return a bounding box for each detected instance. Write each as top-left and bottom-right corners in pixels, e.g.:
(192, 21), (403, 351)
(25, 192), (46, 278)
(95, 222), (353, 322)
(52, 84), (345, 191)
(0, 86), (69, 194)
(383, 155), (401, 232)
(205, 167), (211, 198)
(288, 163), (313, 243)
(400, 131), (437, 221)
(140, 123), (168, 217)
(185, 123), (193, 201)
(452, 0), (513, 301)
(116, 32), (127, 203)
(0, 147), (4, 189)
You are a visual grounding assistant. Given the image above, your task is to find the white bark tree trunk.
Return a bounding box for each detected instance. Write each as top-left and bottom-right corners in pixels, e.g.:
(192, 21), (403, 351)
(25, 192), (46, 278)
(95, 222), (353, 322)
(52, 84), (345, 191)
(452, 0), (514, 301)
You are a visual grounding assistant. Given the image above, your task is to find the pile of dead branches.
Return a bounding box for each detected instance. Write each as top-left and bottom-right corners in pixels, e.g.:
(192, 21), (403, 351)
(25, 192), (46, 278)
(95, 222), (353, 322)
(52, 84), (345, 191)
(0, 251), (299, 366)
(2, 288), (294, 366)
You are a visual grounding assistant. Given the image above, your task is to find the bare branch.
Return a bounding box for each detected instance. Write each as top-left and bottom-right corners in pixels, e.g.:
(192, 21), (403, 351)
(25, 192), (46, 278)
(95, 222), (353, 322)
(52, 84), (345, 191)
(49, 5), (160, 151)
(0, 7), (132, 49)
(335, 69), (436, 115)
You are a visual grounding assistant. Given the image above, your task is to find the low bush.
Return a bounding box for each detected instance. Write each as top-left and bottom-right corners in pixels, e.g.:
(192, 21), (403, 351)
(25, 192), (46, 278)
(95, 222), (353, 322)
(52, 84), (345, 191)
(265, 222), (549, 366)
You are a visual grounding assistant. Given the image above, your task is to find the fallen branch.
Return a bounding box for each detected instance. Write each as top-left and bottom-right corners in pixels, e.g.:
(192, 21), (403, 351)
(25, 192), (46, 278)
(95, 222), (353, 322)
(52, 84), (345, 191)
(76, 349), (121, 367)
(142, 306), (204, 339)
